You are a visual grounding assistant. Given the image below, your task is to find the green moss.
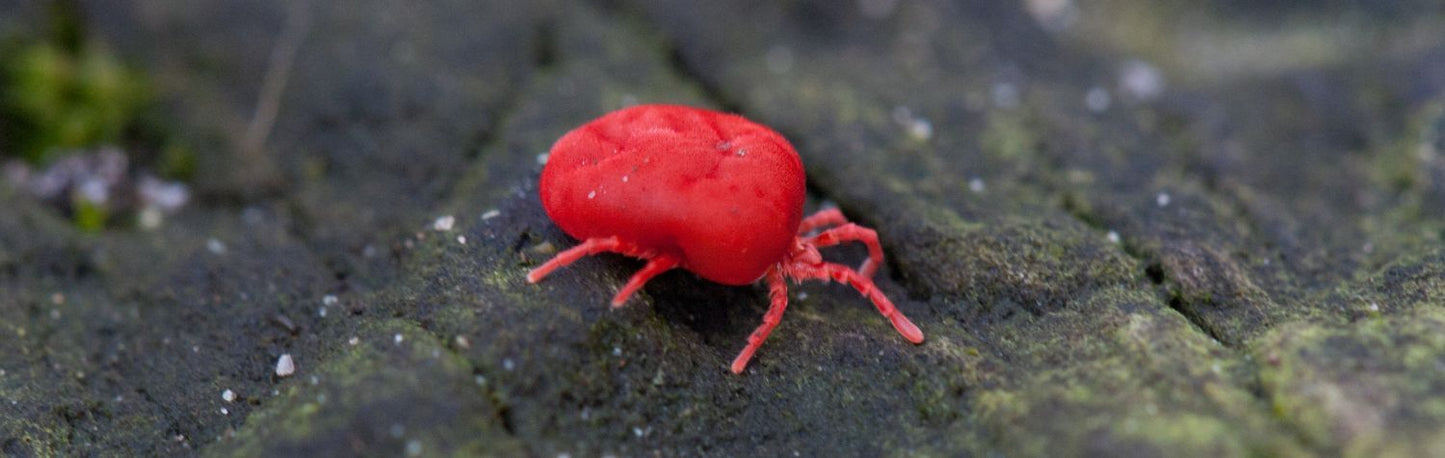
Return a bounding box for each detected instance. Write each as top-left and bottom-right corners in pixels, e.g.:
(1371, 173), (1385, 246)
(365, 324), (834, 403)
(1, 41), (149, 164)
(70, 196), (107, 232)
(1256, 308), (1445, 455)
(979, 112), (1037, 160)
(217, 320), (523, 456)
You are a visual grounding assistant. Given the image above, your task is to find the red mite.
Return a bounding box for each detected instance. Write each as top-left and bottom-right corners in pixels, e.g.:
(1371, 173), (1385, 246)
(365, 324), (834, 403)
(527, 104), (924, 373)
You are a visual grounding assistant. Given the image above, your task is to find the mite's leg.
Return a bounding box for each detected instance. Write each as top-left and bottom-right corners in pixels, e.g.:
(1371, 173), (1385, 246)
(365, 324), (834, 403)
(526, 236), (647, 283)
(797, 208), (849, 235)
(611, 254), (680, 307)
(805, 224), (885, 279)
(796, 262), (923, 344)
(730, 267), (790, 374)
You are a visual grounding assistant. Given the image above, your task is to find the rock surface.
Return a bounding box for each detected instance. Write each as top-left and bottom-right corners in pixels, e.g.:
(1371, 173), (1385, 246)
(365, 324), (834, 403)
(2, 0), (1444, 456)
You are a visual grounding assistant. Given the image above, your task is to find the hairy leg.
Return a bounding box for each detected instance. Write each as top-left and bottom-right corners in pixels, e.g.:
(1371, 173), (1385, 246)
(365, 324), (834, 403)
(797, 208), (849, 235)
(611, 254), (680, 307)
(806, 224), (884, 279)
(730, 267), (790, 374)
(790, 262), (923, 344)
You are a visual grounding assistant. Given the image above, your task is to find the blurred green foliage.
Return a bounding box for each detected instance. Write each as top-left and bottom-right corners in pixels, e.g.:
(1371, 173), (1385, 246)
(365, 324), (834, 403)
(2, 40), (150, 164)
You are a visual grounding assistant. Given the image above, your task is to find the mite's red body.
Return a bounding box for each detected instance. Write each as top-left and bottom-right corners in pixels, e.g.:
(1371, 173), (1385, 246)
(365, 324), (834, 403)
(528, 105), (923, 373)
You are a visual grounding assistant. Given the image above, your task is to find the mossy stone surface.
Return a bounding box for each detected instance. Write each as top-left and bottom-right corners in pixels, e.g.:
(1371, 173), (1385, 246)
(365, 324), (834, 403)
(2, 0), (1445, 456)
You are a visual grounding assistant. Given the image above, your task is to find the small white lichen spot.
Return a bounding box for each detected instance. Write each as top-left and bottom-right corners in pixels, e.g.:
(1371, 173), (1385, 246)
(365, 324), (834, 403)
(222, 389), (236, 402)
(394, 333), (404, 345)
(1107, 231), (1121, 244)
(275, 354), (295, 377)
(907, 118), (933, 141)
(1085, 87), (1111, 113)
(138, 207), (164, 230)
(206, 238), (227, 255)
(481, 209), (500, 220)
(992, 82), (1020, 109)
(503, 359), (515, 371)
(220, 407), (229, 415)
(348, 336), (360, 346)
(322, 294), (338, 306)
(457, 235), (467, 245)
(1369, 302), (1380, 312)
(1120, 59), (1165, 101)
(1025, 0), (1077, 33)
(968, 178), (986, 193)
(405, 440), (423, 457)
(1156, 192), (1171, 208)
(432, 215), (456, 232)
(455, 335), (471, 349)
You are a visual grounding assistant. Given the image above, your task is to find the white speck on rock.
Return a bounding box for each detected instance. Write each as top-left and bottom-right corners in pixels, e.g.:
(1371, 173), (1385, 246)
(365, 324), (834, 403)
(405, 439), (423, 457)
(275, 354), (295, 377)
(968, 178), (986, 193)
(220, 407), (229, 415)
(457, 235), (467, 245)
(1120, 59), (1165, 101)
(1369, 302), (1380, 312)
(206, 238), (227, 255)
(348, 336), (359, 346)
(1025, 0), (1077, 33)
(394, 333), (404, 345)
(1107, 231), (1121, 244)
(222, 389), (236, 402)
(455, 335), (471, 349)
(1085, 87), (1111, 112)
(907, 118), (933, 141)
(536, 152), (550, 165)
(318, 307), (328, 318)
(322, 294), (338, 306)
(503, 359), (515, 371)
(138, 207), (164, 230)
(1156, 192), (1171, 207)
(432, 215), (455, 232)
(992, 82), (1020, 109)
(481, 209), (500, 220)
